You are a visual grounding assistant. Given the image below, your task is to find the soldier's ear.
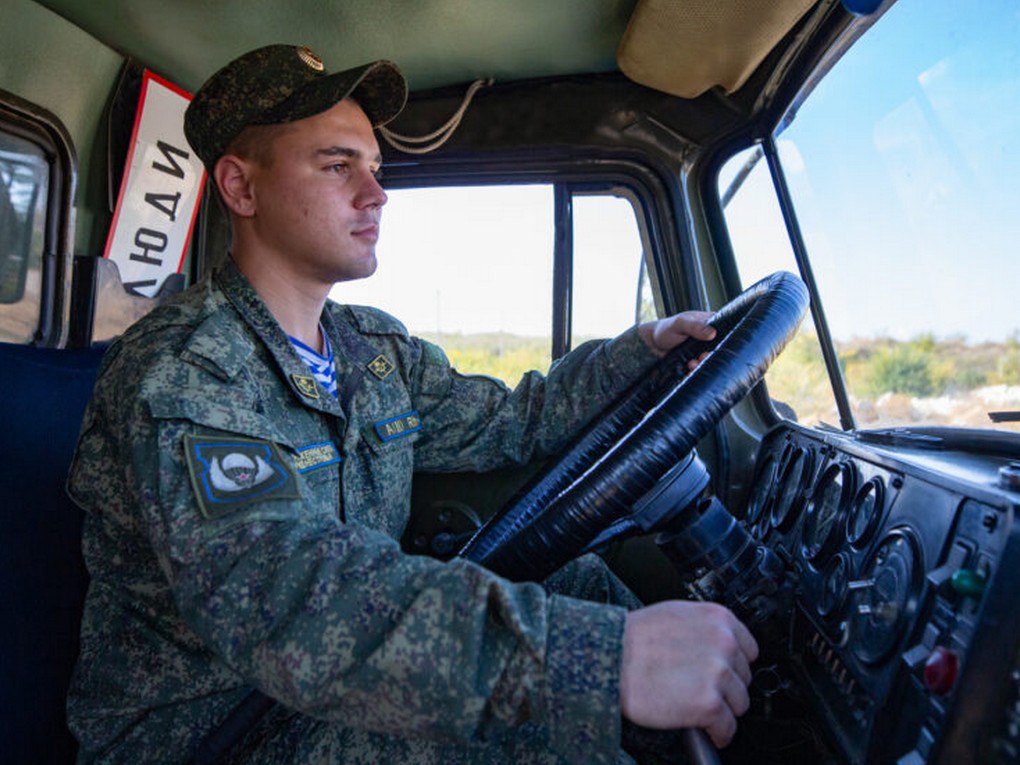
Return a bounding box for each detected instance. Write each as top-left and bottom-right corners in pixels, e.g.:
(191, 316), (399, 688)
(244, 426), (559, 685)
(214, 154), (257, 218)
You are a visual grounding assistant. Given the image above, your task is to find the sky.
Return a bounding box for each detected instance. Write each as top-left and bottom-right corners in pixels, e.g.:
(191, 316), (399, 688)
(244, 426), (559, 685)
(330, 186), (646, 339)
(332, 0), (1019, 346)
(721, 0), (1020, 345)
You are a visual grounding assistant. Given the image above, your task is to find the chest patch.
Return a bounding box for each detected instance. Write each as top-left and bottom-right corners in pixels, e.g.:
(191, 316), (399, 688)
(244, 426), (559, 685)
(374, 411), (422, 442)
(293, 441), (342, 473)
(184, 435), (299, 519)
(367, 354), (395, 380)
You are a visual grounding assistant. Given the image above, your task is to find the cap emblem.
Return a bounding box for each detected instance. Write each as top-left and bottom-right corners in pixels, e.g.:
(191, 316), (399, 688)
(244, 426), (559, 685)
(297, 46), (325, 72)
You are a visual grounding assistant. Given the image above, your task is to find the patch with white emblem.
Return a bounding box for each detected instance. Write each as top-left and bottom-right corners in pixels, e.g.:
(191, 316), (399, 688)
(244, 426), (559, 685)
(374, 411), (422, 442)
(184, 435), (299, 519)
(293, 441), (341, 473)
(291, 373), (320, 399)
(367, 354), (395, 380)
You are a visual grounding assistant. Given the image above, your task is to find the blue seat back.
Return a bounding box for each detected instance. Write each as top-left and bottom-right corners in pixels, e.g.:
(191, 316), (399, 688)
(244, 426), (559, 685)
(0, 342), (106, 763)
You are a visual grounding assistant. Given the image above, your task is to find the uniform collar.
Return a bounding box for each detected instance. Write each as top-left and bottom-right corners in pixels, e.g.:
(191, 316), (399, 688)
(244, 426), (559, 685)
(214, 259), (345, 418)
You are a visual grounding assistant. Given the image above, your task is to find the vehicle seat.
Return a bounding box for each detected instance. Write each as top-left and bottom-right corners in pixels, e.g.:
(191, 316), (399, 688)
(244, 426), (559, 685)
(0, 341), (106, 763)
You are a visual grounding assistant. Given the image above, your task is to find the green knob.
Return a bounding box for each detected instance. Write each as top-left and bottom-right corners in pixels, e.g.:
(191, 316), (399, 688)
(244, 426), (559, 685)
(950, 569), (987, 599)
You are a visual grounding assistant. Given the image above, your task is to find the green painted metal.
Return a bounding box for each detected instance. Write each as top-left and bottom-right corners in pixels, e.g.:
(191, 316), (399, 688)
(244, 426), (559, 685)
(35, 0), (637, 93)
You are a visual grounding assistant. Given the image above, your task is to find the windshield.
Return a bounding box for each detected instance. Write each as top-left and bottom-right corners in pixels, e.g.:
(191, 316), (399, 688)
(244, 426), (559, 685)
(722, 0), (1020, 433)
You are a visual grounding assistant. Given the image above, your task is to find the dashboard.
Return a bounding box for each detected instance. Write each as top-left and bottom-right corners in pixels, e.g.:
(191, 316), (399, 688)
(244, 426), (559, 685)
(734, 423), (1020, 764)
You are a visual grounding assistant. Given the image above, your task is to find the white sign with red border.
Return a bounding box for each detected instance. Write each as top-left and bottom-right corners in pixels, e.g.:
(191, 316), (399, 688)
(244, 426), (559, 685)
(103, 70), (206, 297)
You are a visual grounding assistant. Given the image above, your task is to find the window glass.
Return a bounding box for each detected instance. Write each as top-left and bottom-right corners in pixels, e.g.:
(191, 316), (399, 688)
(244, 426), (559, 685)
(777, 0), (1020, 432)
(0, 129), (48, 343)
(571, 193), (654, 347)
(330, 185), (554, 384)
(718, 145), (834, 426)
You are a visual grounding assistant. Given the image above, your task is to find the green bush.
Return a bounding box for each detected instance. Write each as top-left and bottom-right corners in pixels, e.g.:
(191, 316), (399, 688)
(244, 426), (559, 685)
(763, 331), (833, 424)
(423, 332), (551, 384)
(951, 366), (988, 391)
(866, 343), (934, 397)
(995, 348), (1020, 386)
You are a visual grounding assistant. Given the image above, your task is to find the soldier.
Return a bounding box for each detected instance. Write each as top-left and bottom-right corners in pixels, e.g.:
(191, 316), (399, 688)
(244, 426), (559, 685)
(67, 45), (756, 763)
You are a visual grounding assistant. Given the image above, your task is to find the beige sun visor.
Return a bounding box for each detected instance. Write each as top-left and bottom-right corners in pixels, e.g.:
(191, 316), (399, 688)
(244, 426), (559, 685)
(618, 0), (819, 98)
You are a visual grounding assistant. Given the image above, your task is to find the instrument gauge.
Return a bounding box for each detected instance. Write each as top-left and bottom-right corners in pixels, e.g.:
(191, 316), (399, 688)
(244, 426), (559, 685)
(847, 477), (885, 549)
(802, 462), (855, 564)
(850, 529), (922, 665)
(770, 446), (813, 532)
(818, 554), (850, 620)
(745, 454), (778, 530)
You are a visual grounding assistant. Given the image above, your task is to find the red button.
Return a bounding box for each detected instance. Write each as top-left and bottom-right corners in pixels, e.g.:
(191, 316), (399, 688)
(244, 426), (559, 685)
(923, 646), (959, 695)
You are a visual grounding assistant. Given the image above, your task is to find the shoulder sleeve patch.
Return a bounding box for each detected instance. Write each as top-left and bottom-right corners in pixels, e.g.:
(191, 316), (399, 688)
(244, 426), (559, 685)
(183, 434), (300, 519)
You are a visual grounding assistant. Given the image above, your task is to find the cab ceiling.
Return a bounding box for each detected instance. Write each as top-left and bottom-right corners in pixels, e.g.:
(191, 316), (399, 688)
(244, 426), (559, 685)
(35, 0), (638, 93)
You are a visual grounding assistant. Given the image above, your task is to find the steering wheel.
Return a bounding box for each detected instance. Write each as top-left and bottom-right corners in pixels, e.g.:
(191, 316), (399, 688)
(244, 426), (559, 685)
(458, 271), (809, 582)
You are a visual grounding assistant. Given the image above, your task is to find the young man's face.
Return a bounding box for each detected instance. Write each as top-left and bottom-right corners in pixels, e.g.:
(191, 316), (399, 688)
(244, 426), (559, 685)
(242, 98), (387, 285)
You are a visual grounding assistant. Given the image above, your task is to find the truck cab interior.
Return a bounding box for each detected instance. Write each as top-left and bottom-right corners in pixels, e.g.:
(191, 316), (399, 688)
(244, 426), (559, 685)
(2, 1), (1019, 763)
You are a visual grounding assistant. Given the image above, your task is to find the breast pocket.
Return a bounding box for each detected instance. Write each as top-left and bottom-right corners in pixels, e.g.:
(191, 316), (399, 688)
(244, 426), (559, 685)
(341, 411), (422, 535)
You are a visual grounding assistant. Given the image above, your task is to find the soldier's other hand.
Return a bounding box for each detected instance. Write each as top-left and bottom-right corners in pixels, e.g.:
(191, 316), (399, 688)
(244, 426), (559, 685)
(638, 311), (716, 370)
(619, 601), (758, 748)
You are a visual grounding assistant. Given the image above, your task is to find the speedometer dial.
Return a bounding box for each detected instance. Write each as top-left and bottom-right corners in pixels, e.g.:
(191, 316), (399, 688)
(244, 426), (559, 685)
(850, 529), (922, 665)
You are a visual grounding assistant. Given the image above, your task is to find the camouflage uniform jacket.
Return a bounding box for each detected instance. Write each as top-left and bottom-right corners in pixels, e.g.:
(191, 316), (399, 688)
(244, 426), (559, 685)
(67, 261), (659, 763)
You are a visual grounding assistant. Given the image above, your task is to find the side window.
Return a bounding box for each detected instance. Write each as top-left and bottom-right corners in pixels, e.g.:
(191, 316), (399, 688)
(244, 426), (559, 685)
(331, 183), (654, 384)
(0, 128), (49, 343)
(571, 192), (655, 347)
(332, 185), (554, 383)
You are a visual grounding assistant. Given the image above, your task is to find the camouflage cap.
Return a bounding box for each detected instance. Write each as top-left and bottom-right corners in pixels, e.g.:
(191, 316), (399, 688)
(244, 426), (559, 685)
(184, 44), (407, 171)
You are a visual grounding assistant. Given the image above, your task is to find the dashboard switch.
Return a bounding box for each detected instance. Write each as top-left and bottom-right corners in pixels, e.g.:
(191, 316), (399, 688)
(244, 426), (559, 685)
(923, 647), (959, 695)
(950, 569), (987, 600)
